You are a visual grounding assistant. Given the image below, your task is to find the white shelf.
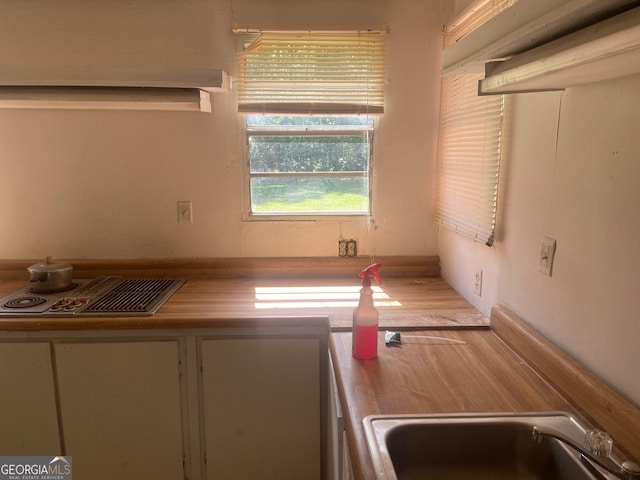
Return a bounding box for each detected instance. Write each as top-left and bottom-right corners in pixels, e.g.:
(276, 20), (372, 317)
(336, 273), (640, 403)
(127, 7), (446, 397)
(0, 87), (213, 112)
(442, 0), (638, 75)
(0, 66), (230, 93)
(478, 6), (640, 94)
(0, 67), (230, 111)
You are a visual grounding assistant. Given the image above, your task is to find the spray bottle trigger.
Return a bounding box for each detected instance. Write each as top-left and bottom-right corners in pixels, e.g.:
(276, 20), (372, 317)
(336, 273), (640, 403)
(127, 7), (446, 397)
(359, 262), (383, 286)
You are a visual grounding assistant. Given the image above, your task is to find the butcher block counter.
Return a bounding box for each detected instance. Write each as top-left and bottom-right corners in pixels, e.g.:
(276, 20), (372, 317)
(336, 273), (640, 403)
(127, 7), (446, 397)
(0, 256), (486, 331)
(330, 306), (640, 479)
(1, 256), (638, 479)
(331, 328), (571, 480)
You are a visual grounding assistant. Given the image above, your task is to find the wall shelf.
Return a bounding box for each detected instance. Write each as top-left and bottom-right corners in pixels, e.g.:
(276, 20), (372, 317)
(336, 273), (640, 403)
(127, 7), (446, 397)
(0, 67), (230, 111)
(478, 6), (640, 94)
(443, 0), (639, 75)
(0, 87), (214, 112)
(0, 66), (230, 92)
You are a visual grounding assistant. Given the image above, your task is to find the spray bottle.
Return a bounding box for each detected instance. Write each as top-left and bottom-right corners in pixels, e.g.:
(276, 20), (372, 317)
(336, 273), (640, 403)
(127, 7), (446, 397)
(352, 262), (382, 360)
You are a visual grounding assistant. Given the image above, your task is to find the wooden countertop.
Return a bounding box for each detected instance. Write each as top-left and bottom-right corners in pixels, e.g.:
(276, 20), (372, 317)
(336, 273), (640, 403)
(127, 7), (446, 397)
(330, 329), (576, 480)
(330, 306), (640, 479)
(2, 257), (638, 474)
(0, 276), (486, 332)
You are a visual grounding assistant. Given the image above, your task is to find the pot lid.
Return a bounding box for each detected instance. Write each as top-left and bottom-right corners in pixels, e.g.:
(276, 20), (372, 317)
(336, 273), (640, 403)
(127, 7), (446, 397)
(27, 257), (73, 272)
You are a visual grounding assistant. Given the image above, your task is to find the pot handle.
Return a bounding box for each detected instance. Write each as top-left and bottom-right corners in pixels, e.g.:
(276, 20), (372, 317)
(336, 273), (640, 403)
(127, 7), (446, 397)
(30, 271), (49, 283)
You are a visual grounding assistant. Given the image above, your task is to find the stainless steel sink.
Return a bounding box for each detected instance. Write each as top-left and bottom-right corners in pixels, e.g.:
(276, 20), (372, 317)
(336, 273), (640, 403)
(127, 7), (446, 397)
(363, 412), (610, 480)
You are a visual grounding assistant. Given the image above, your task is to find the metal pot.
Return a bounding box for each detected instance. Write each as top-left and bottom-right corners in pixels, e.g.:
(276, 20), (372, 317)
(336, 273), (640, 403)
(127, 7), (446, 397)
(27, 257), (74, 293)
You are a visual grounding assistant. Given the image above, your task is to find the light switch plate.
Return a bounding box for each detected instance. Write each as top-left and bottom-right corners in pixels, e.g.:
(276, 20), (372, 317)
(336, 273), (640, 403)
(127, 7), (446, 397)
(538, 236), (557, 276)
(177, 201), (193, 224)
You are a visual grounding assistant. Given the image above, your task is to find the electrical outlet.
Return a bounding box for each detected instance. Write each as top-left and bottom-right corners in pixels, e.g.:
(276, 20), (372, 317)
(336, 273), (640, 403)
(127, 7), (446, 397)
(177, 201), (193, 224)
(473, 269), (483, 296)
(338, 239), (358, 257)
(539, 236), (557, 276)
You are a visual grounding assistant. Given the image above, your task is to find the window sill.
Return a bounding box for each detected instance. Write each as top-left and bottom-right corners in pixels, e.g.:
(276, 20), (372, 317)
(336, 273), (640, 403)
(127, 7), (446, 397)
(242, 212), (370, 222)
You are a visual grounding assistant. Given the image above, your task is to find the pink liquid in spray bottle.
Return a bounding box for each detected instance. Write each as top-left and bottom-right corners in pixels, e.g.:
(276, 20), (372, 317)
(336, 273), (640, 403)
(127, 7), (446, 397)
(352, 262), (382, 360)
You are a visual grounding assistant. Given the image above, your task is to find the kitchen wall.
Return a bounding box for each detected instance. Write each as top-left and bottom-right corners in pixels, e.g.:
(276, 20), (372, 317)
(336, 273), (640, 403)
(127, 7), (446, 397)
(440, 74), (640, 407)
(0, 0), (449, 259)
(3, 0), (636, 412)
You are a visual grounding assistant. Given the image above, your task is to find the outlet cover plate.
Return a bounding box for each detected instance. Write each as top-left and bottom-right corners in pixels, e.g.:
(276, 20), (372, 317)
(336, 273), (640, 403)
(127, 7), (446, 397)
(338, 239), (357, 257)
(473, 269), (483, 296)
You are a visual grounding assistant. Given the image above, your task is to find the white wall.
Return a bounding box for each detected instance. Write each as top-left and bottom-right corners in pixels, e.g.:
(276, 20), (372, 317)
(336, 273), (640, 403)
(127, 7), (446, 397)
(440, 74), (640, 406)
(1, 0), (636, 411)
(0, 0), (449, 259)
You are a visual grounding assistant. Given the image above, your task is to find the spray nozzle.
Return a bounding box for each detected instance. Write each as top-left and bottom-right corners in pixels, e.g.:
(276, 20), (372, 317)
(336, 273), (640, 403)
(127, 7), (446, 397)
(359, 262), (382, 287)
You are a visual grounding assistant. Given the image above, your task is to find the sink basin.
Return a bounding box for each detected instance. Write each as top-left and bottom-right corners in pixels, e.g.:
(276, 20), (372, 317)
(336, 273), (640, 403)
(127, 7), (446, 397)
(363, 412), (606, 480)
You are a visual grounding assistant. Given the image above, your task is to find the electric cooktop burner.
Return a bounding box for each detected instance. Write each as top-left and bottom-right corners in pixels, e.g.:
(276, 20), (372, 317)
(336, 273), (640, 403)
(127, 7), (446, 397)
(27, 283), (78, 295)
(3, 296), (48, 309)
(0, 276), (185, 317)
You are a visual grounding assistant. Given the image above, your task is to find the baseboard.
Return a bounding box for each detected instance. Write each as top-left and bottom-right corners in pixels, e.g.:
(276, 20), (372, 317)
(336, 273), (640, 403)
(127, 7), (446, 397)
(0, 256), (440, 280)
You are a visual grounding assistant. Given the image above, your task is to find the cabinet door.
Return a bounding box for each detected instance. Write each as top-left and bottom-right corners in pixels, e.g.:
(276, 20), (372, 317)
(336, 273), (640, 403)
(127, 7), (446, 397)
(0, 342), (60, 454)
(55, 341), (185, 480)
(201, 338), (321, 480)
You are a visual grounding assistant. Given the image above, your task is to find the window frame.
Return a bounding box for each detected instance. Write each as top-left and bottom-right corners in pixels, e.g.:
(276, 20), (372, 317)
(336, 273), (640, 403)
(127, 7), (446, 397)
(242, 116), (376, 221)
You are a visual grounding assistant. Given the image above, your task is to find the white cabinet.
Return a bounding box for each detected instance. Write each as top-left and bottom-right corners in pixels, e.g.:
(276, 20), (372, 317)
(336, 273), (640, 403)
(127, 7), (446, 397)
(55, 341), (185, 480)
(0, 322), (329, 480)
(327, 354), (353, 480)
(341, 431), (355, 480)
(200, 338), (322, 480)
(0, 342), (60, 454)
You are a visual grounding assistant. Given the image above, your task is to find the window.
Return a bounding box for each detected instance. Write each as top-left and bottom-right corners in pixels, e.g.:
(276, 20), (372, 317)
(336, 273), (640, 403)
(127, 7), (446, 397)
(435, 73), (505, 246)
(246, 115), (373, 215)
(235, 29), (385, 217)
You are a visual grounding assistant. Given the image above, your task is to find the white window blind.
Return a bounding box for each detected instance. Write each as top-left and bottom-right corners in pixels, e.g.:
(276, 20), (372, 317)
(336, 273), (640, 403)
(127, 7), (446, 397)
(444, 0), (519, 47)
(235, 31), (385, 115)
(436, 73), (505, 246)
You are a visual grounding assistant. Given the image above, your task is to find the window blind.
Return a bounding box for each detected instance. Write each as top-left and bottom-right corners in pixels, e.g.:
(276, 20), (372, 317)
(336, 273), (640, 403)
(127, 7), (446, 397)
(444, 0), (519, 47)
(435, 73), (505, 246)
(235, 31), (385, 115)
